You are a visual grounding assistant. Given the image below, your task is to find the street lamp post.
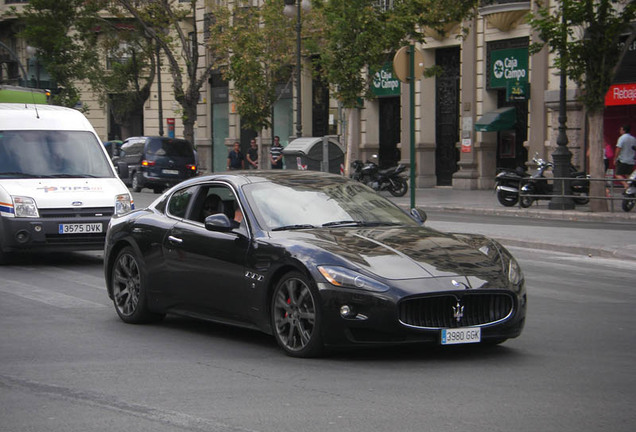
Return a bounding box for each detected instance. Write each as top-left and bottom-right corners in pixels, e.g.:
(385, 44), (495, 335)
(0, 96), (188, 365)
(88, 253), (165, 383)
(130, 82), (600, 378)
(549, 1), (574, 210)
(284, 0), (310, 138)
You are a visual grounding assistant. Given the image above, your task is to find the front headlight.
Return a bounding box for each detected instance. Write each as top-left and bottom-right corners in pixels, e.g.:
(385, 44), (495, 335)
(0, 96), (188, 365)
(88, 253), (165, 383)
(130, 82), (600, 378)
(317, 266), (389, 292)
(115, 194), (133, 215)
(508, 257), (524, 286)
(13, 196), (39, 218)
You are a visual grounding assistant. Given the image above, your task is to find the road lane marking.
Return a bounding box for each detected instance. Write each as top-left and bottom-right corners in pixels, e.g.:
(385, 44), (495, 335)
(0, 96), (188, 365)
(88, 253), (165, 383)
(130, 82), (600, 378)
(0, 279), (106, 309)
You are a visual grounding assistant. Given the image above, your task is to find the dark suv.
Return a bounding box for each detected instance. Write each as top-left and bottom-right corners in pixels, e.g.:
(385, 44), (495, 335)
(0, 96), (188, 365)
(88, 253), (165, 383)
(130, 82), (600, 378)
(114, 136), (197, 193)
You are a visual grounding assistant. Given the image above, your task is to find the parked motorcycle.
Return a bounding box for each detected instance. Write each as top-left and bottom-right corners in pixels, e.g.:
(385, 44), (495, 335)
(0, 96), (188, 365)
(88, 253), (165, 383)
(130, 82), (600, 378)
(622, 169), (636, 212)
(519, 155), (590, 208)
(495, 166), (529, 207)
(350, 157), (408, 197)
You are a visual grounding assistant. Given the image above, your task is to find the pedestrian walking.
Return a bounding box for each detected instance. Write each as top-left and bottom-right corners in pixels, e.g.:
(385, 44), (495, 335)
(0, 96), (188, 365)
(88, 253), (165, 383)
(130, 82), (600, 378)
(614, 124), (636, 189)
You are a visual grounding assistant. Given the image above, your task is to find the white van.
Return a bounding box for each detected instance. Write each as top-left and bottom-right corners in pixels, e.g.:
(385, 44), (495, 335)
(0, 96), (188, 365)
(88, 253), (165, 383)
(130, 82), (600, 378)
(0, 103), (133, 263)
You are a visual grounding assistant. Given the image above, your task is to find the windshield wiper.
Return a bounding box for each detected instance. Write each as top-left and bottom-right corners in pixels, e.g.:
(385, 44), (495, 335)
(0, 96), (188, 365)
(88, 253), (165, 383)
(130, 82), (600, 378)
(322, 220), (401, 227)
(49, 174), (98, 178)
(272, 224), (316, 231)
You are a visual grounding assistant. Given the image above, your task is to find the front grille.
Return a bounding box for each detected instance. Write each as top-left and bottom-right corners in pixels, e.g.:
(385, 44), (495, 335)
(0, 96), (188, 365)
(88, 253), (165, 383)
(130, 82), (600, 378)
(398, 292), (514, 329)
(39, 207), (114, 218)
(45, 232), (106, 245)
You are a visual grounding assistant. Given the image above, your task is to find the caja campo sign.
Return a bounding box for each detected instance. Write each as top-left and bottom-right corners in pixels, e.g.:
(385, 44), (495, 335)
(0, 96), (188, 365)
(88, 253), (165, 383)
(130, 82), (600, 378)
(371, 63), (401, 97)
(489, 47), (529, 89)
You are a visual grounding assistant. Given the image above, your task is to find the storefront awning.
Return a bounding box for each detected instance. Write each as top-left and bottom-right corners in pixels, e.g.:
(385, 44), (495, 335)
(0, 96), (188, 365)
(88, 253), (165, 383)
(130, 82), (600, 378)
(474, 107), (516, 132)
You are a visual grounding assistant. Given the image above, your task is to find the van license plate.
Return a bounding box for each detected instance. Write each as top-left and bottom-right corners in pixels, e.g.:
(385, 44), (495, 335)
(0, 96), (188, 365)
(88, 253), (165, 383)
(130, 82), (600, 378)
(58, 223), (103, 234)
(162, 169), (179, 175)
(441, 328), (481, 345)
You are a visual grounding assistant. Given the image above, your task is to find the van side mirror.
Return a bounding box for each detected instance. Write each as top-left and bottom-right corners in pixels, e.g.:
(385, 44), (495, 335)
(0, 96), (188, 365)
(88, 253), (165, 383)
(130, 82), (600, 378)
(117, 161), (129, 179)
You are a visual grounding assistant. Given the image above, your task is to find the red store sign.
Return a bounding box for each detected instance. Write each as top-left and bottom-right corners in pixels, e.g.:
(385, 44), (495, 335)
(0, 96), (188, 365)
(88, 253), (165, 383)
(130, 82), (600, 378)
(605, 83), (636, 106)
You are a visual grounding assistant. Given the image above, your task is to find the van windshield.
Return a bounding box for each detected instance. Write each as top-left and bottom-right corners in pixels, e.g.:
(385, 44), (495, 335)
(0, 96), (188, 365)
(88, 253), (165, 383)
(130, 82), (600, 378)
(0, 130), (115, 179)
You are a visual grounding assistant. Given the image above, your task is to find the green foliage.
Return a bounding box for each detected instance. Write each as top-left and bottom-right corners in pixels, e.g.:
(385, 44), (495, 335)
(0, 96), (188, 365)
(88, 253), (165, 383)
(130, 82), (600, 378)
(312, 0), (477, 108)
(529, 0), (636, 113)
(17, 0), (155, 121)
(208, 0), (296, 131)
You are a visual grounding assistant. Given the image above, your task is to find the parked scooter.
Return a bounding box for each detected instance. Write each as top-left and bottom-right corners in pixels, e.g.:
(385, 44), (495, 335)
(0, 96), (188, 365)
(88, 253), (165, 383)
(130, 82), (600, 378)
(519, 154), (590, 208)
(495, 166), (529, 207)
(622, 169), (636, 212)
(350, 156), (408, 197)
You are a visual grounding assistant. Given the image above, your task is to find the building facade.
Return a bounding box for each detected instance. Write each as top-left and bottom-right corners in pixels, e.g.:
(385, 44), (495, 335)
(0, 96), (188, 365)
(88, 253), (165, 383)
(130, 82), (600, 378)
(2, 0), (634, 189)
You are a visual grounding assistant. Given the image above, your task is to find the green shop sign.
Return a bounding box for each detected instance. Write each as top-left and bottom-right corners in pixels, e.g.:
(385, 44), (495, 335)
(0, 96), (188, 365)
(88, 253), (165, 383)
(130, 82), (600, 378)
(489, 47), (528, 90)
(371, 63), (400, 97)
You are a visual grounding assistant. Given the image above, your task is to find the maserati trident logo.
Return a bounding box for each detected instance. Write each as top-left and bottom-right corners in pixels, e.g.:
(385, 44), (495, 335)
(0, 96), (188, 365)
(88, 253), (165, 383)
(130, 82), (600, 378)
(453, 301), (464, 323)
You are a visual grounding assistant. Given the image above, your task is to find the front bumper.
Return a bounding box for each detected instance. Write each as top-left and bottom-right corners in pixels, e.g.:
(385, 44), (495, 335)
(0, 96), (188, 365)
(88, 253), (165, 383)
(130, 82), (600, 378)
(0, 212), (112, 253)
(316, 283), (527, 348)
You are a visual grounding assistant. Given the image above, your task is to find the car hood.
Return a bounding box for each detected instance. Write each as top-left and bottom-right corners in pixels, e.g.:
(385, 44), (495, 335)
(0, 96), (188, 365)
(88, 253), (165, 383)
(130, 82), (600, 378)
(0, 178), (128, 209)
(276, 225), (506, 281)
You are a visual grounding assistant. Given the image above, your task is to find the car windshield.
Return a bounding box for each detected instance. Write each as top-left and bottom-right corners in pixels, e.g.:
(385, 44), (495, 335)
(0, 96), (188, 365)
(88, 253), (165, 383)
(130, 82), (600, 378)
(243, 179), (418, 231)
(0, 130), (114, 178)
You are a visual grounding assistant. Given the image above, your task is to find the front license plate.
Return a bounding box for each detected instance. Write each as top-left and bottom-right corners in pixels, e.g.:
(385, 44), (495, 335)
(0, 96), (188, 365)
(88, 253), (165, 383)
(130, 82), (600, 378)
(162, 169), (179, 175)
(58, 223), (103, 234)
(441, 327), (481, 345)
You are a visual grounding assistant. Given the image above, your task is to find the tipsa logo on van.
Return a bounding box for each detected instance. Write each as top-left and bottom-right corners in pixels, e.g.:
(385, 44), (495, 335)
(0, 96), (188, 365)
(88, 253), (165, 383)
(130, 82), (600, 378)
(37, 185), (104, 193)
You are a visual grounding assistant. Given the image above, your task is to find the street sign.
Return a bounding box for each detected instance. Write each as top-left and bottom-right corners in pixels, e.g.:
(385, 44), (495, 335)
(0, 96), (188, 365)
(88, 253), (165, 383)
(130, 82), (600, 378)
(393, 46), (425, 83)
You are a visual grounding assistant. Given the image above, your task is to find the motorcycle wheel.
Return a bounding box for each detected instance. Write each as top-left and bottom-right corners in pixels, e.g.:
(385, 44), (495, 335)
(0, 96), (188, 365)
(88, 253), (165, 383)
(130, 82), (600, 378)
(572, 192), (590, 205)
(519, 195), (533, 208)
(622, 195), (635, 212)
(388, 178), (408, 197)
(496, 189), (518, 207)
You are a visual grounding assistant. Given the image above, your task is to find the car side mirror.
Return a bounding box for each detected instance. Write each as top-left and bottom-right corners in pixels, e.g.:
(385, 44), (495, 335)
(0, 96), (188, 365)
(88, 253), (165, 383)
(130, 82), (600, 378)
(410, 207), (427, 225)
(204, 214), (234, 232)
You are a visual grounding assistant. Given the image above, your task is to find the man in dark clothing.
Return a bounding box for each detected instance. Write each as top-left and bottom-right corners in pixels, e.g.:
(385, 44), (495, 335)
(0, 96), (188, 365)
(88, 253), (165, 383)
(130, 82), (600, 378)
(270, 136), (283, 169)
(227, 141), (245, 170)
(247, 139), (259, 169)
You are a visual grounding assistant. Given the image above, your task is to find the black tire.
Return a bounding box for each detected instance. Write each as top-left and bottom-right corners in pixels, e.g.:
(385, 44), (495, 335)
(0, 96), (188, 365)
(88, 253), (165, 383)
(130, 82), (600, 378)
(496, 189), (518, 207)
(519, 195), (533, 208)
(572, 192), (590, 205)
(131, 172), (143, 192)
(271, 271), (323, 358)
(622, 195), (635, 212)
(111, 247), (164, 324)
(388, 177), (408, 197)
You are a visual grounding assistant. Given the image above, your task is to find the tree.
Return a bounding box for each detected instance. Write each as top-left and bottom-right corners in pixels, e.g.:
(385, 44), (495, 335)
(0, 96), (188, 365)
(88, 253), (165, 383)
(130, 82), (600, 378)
(310, 0), (477, 171)
(16, 0), (156, 137)
(115, 0), (218, 144)
(207, 0), (296, 133)
(16, 0), (99, 108)
(529, 0), (636, 212)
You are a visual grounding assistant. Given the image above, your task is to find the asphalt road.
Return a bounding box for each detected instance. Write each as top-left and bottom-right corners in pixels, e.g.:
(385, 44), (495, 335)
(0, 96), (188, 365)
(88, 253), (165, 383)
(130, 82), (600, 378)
(1, 222), (634, 431)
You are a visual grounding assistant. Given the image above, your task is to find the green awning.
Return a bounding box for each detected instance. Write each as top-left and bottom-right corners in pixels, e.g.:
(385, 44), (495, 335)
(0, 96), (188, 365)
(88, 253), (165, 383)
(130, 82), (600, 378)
(474, 107), (516, 132)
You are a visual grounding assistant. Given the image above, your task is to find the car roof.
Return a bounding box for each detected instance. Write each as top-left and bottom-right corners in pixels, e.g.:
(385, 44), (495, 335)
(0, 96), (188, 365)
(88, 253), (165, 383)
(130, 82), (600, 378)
(182, 170), (351, 189)
(0, 103), (96, 132)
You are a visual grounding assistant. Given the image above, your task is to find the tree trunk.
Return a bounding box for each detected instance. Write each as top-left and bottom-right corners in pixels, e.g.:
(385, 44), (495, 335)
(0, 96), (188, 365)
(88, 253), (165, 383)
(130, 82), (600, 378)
(343, 107), (360, 177)
(588, 111), (608, 212)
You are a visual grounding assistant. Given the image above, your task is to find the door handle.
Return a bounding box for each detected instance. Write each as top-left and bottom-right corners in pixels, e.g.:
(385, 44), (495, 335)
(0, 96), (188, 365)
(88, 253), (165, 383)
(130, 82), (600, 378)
(167, 235), (183, 244)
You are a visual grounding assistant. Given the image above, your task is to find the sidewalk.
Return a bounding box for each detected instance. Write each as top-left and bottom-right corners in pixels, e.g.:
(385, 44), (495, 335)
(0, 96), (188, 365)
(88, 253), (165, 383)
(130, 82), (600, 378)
(388, 187), (636, 261)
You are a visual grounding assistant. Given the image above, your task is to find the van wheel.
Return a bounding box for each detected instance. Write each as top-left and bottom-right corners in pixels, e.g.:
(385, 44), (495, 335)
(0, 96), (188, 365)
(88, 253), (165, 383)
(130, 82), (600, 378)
(132, 173), (143, 192)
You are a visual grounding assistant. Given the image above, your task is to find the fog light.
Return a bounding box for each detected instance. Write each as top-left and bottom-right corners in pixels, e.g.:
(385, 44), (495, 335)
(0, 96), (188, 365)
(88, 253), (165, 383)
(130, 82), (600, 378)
(340, 305), (352, 318)
(15, 230), (30, 244)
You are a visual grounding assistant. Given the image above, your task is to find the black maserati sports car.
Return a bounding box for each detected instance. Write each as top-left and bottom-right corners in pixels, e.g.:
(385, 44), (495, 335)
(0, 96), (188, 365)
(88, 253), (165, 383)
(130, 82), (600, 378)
(104, 171), (526, 357)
